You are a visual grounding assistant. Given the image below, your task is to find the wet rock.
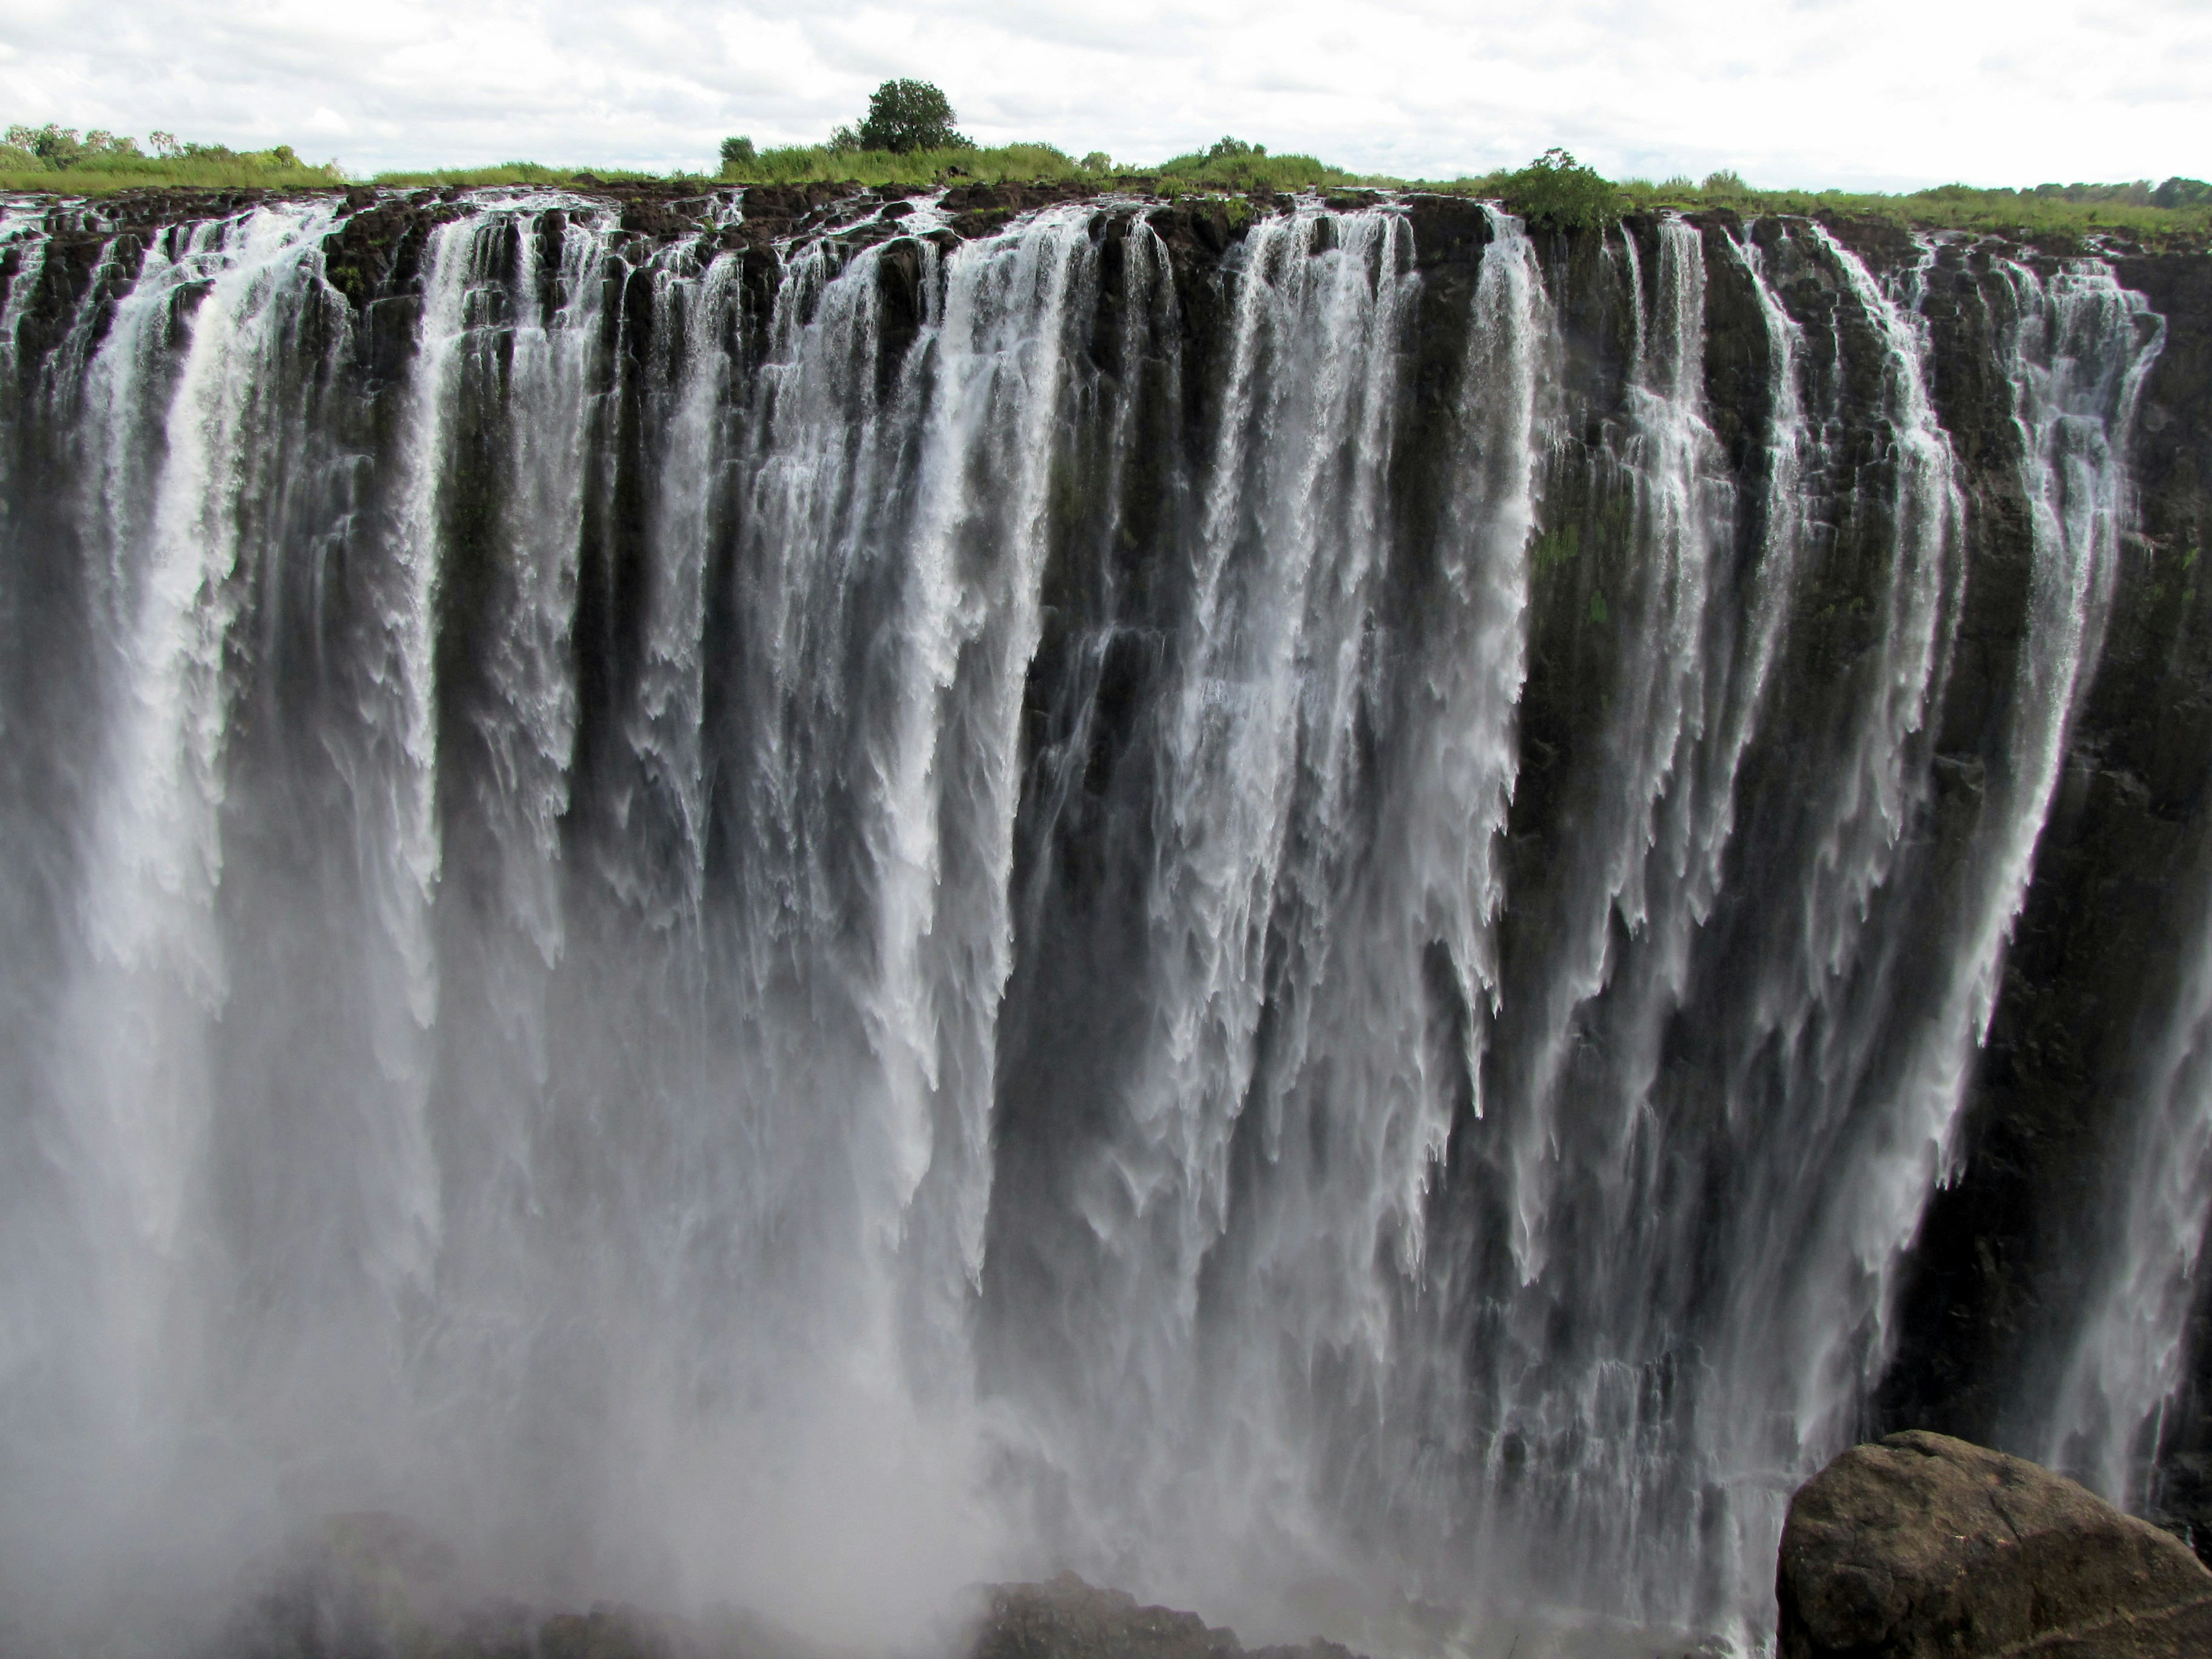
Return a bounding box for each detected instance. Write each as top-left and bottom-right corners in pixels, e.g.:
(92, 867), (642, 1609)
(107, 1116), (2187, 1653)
(967, 1574), (1359, 1659)
(1777, 1431), (2212, 1657)
(215, 1511), (471, 1659)
(206, 1514), (802, 1659)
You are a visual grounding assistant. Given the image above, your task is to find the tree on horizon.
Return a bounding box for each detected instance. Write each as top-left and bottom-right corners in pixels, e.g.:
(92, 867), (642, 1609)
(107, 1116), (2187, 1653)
(834, 79), (970, 154)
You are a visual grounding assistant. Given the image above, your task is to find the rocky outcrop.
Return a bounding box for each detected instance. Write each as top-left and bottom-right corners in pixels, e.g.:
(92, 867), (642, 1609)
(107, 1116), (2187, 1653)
(1778, 1432), (2212, 1657)
(968, 1574), (1356, 1659)
(211, 1527), (1357, 1659)
(209, 1512), (805, 1659)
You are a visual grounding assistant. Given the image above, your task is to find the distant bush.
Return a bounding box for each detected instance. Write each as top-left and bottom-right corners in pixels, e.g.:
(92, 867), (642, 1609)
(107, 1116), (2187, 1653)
(371, 162), (707, 188)
(1152, 145), (1351, 192)
(2032, 179), (2156, 206)
(707, 131), (1354, 192)
(5, 123), (144, 168)
(6, 112), (2196, 259)
(0, 124), (340, 191)
(1499, 148), (1621, 230)
(855, 79), (970, 155)
(719, 141), (1084, 187)
(1611, 171), (2212, 249)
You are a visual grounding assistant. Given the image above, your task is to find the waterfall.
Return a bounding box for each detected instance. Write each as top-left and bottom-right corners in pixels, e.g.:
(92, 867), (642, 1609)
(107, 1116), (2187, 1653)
(0, 187), (2190, 1657)
(1994, 258), (2176, 1504)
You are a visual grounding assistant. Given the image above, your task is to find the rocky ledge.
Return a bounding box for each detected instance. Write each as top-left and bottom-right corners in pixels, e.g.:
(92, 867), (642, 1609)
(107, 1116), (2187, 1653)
(206, 1518), (1368, 1659)
(1779, 1431), (2212, 1657)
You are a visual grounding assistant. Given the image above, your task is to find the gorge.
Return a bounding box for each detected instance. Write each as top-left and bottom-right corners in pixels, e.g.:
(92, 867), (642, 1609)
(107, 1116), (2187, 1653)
(0, 179), (2206, 1659)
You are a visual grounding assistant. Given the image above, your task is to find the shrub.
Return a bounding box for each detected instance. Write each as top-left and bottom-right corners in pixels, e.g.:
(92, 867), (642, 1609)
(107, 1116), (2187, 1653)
(1702, 168), (1746, 195)
(719, 135), (755, 176)
(1152, 144), (1344, 192)
(1499, 148), (1621, 231)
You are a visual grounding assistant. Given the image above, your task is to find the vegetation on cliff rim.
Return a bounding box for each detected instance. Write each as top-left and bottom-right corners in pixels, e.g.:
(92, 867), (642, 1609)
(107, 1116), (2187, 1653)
(1613, 171), (2212, 248)
(707, 79), (2211, 245)
(0, 123), (342, 191)
(840, 79), (971, 155)
(2, 96), (2209, 249)
(709, 84), (1356, 193)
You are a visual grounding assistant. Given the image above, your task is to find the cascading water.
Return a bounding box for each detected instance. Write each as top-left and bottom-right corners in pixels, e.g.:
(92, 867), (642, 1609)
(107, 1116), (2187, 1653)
(0, 184), (2194, 1658)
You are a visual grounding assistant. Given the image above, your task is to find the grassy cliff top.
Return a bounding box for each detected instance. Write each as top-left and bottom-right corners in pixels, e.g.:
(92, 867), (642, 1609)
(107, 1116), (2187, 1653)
(0, 125), (343, 193)
(3, 127), (2207, 251)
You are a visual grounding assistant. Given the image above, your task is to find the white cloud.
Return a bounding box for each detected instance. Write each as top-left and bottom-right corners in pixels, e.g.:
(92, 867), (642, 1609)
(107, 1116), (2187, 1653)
(0, 0), (2205, 187)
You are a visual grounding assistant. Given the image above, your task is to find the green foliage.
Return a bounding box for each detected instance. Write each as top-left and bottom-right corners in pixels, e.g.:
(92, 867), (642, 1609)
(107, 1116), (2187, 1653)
(1150, 146), (1351, 191)
(1532, 524), (1581, 572)
(6, 112), (2200, 259)
(0, 123), (340, 191)
(5, 123), (144, 168)
(1495, 148), (1622, 231)
(710, 130), (1352, 192)
(718, 142), (1084, 187)
(855, 79), (969, 155)
(2030, 179), (2167, 206)
(370, 162), (708, 188)
(1615, 172), (2212, 249)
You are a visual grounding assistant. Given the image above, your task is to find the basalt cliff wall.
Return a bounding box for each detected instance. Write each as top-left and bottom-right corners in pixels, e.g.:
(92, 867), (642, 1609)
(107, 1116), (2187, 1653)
(0, 180), (2207, 1648)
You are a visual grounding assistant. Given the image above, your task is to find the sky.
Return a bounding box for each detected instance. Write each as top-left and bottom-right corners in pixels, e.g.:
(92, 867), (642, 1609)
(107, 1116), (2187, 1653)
(0, 0), (2207, 190)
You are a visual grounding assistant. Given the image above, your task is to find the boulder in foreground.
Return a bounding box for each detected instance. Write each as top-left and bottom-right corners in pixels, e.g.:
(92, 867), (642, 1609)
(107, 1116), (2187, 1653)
(1778, 1429), (2212, 1657)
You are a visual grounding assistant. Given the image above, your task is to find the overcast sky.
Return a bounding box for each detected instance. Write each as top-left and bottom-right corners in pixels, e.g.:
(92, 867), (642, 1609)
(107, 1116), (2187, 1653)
(1, 0), (2206, 190)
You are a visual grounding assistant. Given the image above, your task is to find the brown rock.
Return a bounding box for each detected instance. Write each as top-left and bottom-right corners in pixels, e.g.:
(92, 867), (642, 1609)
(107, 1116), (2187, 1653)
(1778, 1430), (2212, 1657)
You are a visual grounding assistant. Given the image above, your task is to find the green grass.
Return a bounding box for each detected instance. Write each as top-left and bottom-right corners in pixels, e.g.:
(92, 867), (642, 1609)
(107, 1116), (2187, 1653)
(719, 142), (1092, 187)
(709, 141), (1358, 194)
(1620, 179), (2212, 249)
(709, 144), (2211, 248)
(1143, 149), (1359, 192)
(4, 127), (2207, 251)
(0, 146), (344, 194)
(369, 162), (717, 190)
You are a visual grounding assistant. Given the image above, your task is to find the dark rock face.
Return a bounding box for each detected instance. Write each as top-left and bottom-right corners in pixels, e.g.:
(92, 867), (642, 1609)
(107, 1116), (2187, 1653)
(1778, 1432), (2212, 1658)
(967, 1574), (1355, 1659)
(1872, 235), (2212, 1555)
(7, 179), (2212, 1641)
